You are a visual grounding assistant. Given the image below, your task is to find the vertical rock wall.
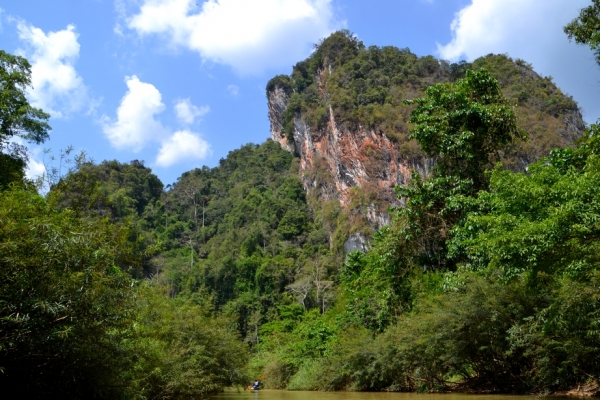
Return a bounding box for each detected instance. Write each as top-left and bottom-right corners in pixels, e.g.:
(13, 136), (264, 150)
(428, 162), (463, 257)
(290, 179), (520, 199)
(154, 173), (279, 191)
(268, 86), (431, 231)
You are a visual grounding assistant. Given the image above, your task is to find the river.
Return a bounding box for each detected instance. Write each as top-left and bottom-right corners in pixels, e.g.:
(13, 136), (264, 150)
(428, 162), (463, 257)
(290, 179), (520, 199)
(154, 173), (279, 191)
(208, 390), (560, 400)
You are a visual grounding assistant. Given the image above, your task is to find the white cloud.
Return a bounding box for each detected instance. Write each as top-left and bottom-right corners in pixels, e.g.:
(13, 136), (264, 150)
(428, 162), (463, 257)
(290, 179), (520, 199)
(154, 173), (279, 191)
(125, 0), (341, 74)
(156, 130), (211, 167)
(25, 155), (46, 181)
(227, 84), (239, 97)
(17, 23), (91, 118)
(438, 0), (537, 61)
(102, 76), (212, 166)
(102, 75), (168, 151)
(174, 98), (209, 124)
(437, 0), (600, 122)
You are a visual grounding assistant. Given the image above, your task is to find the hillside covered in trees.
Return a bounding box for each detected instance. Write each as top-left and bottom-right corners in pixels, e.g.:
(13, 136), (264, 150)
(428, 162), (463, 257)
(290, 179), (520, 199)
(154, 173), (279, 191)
(266, 30), (585, 245)
(2, 2), (600, 398)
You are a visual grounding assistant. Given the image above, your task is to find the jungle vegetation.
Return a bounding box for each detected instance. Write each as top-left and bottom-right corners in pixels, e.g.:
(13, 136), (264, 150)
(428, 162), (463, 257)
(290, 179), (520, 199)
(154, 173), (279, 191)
(2, 2), (600, 398)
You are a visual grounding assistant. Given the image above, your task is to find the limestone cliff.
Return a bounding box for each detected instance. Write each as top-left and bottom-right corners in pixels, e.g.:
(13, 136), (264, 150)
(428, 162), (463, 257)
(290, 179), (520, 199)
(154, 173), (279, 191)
(266, 32), (585, 237)
(268, 86), (430, 229)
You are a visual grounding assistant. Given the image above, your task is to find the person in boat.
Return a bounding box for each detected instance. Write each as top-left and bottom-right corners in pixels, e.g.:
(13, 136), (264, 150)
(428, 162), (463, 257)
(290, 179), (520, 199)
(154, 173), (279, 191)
(252, 380), (260, 390)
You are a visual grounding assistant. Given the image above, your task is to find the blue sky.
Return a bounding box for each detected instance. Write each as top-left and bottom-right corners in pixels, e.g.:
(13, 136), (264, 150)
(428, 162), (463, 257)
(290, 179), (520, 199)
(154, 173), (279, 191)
(0, 0), (598, 186)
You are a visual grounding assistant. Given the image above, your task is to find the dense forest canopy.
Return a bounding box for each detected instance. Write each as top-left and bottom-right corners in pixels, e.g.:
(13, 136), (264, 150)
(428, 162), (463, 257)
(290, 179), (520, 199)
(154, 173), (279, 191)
(2, 2), (600, 398)
(0, 51), (248, 399)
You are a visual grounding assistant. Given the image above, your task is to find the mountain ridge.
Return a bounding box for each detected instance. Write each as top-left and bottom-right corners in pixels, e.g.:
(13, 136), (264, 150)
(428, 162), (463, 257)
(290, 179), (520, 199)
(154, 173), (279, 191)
(266, 31), (585, 233)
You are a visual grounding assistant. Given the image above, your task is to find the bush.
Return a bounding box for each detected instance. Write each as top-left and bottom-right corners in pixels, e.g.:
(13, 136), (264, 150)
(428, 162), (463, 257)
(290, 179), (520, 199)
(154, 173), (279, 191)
(127, 285), (249, 398)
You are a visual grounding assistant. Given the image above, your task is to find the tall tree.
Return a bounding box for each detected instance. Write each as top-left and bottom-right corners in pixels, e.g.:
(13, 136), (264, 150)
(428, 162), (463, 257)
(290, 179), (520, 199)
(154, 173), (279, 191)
(0, 50), (51, 187)
(0, 187), (143, 398)
(406, 68), (523, 194)
(398, 68), (523, 271)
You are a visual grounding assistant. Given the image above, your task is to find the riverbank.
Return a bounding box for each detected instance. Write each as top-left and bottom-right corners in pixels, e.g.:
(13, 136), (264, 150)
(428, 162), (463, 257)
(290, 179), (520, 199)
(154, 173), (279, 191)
(210, 385), (600, 400)
(210, 389), (594, 400)
(554, 381), (600, 397)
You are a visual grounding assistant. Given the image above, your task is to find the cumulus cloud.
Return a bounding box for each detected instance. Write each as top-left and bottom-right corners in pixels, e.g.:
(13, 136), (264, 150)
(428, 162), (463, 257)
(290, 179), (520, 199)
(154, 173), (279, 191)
(438, 0), (538, 61)
(437, 0), (600, 122)
(102, 76), (211, 166)
(174, 98), (209, 124)
(17, 23), (91, 118)
(125, 0), (341, 74)
(102, 75), (168, 151)
(156, 130), (211, 167)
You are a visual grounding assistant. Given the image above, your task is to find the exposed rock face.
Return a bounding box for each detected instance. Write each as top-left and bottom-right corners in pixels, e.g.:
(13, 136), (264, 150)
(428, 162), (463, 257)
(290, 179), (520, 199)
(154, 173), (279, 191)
(268, 86), (428, 230)
(267, 87), (294, 153)
(267, 50), (586, 234)
(344, 232), (369, 254)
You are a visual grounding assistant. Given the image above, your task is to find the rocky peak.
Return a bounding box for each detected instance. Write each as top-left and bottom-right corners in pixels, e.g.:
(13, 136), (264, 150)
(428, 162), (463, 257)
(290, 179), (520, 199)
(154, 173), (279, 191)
(266, 32), (585, 236)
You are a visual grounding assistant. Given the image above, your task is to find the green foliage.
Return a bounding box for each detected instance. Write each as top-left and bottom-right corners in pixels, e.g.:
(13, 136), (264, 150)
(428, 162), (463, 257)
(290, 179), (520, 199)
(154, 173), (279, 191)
(268, 39), (580, 171)
(268, 31), (455, 151)
(471, 54), (582, 170)
(0, 186), (142, 398)
(565, 0), (600, 65)
(270, 60), (599, 394)
(351, 272), (539, 393)
(0, 50), (51, 187)
(126, 285), (248, 399)
(450, 133), (600, 283)
(472, 55), (579, 119)
(0, 142), (28, 188)
(340, 225), (412, 332)
(124, 141), (340, 344)
(1, 29), (594, 396)
(509, 274), (600, 392)
(0, 184), (249, 398)
(387, 70), (521, 272)
(51, 159), (164, 219)
(314, 69), (524, 341)
(406, 69), (523, 191)
(266, 74), (293, 97)
(0, 50), (51, 144)
(250, 307), (342, 389)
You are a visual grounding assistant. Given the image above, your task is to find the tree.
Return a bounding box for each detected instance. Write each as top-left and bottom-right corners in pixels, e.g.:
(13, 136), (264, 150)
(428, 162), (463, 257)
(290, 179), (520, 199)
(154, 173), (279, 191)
(0, 50), (51, 187)
(449, 131), (600, 283)
(287, 276), (311, 309)
(339, 69), (523, 330)
(386, 68), (524, 272)
(443, 132), (600, 391)
(406, 68), (523, 193)
(310, 259), (334, 313)
(0, 142), (28, 187)
(0, 187), (144, 398)
(49, 159), (164, 220)
(127, 285), (248, 398)
(564, 0), (600, 66)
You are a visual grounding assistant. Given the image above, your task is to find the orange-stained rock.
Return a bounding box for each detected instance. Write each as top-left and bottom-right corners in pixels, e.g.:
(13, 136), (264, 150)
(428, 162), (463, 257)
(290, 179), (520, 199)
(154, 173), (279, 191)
(268, 87), (430, 230)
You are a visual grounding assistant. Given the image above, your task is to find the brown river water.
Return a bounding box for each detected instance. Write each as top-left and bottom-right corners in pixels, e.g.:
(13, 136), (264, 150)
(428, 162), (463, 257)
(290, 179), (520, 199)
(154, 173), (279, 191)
(208, 390), (564, 400)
